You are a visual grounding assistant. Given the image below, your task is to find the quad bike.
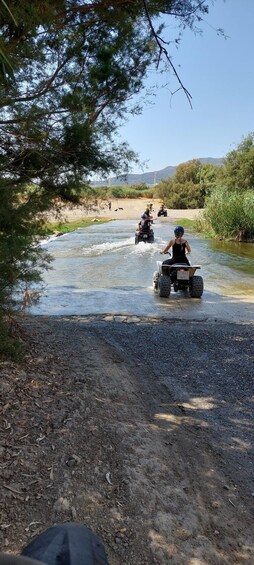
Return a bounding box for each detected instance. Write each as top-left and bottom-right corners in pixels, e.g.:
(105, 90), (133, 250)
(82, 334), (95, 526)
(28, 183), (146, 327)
(153, 257), (204, 298)
(135, 225), (154, 244)
(157, 207), (167, 217)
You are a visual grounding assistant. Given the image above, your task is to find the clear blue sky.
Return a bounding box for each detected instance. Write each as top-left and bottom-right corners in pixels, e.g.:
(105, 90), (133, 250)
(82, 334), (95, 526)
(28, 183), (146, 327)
(117, 0), (254, 174)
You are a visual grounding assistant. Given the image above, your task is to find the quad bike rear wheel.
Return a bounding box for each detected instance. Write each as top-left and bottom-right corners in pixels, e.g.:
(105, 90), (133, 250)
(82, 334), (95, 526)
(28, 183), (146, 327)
(153, 271), (159, 291)
(189, 275), (204, 298)
(158, 275), (171, 298)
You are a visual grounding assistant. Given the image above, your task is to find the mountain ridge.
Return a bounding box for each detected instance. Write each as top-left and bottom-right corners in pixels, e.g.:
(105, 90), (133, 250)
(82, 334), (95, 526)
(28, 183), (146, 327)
(92, 157), (223, 186)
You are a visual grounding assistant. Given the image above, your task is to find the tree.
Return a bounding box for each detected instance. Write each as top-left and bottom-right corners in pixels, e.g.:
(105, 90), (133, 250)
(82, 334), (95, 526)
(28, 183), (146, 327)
(0, 1), (217, 352)
(220, 133), (254, 191)
(157, 159), (205, 208)
(199, 162), (220, 198)
(200, 135), (254, 240)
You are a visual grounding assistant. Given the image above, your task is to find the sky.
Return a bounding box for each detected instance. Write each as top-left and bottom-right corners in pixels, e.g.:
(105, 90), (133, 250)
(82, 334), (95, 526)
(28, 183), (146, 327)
(116, 0), (254, 174)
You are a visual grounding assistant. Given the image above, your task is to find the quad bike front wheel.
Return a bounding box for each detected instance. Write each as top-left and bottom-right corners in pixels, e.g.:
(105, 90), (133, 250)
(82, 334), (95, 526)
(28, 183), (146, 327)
(158, 275), (171, 298)
(189, 275), (204, 298)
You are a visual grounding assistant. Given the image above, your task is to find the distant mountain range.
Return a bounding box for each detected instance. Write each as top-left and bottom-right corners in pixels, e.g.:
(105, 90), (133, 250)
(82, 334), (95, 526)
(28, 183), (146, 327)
(92, 157), (223, 186)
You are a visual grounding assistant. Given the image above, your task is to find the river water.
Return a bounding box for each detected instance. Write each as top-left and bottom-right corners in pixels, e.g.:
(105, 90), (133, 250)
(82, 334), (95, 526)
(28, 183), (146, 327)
(30, 219), (254, 320)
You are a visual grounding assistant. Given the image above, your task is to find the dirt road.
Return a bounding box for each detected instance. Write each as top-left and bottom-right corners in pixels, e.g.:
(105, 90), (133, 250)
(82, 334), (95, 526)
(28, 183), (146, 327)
(1, 314), (253, 564)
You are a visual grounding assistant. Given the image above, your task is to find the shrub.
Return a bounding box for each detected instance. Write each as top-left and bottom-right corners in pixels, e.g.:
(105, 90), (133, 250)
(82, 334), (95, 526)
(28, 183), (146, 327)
(0, 317), (24, 360)
(110, 186), (125, 198)
(124, 188), (144, 198)
(204, 187), (254, 239)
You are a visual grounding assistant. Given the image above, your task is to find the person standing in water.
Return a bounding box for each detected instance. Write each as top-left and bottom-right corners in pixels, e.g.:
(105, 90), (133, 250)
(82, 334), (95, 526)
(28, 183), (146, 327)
(160, 226), (191, 265)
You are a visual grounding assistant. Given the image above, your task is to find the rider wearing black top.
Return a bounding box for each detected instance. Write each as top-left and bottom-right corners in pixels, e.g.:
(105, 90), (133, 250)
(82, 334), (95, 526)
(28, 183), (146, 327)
(160, 226), (191, 265)
(138, 212), (152, 234)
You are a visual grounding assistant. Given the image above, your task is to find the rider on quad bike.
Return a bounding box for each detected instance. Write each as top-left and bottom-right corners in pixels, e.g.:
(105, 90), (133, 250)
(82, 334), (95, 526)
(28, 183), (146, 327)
(160, 226), (191, 265)
(157, 203), (167, 217)
(153, 225), (204, 298)
(135, 212), (154, 244)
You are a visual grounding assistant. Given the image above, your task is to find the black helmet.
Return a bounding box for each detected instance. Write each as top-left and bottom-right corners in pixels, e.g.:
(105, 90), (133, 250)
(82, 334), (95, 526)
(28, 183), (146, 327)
(174, 225), (184, 237)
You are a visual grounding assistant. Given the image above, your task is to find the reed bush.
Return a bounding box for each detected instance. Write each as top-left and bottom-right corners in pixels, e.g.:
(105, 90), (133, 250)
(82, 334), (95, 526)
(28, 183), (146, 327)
(204, 187), (254, 239)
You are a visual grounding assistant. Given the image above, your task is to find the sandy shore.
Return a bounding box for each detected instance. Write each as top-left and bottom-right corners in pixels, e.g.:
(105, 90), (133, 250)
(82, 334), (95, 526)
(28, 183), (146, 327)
(47, 198), (202, 222)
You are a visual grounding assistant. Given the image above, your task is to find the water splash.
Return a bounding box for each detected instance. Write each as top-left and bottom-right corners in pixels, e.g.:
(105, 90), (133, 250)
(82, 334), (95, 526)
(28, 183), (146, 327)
(81, 237), (134, 256)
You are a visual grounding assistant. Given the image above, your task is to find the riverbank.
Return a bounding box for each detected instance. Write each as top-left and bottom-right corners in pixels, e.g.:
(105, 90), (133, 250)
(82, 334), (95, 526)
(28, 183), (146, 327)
(46, 198), (202, 223)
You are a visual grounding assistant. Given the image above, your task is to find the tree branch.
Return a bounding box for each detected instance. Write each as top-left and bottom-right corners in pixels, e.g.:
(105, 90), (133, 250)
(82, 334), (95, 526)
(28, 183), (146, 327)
(142, 0), (192, 108)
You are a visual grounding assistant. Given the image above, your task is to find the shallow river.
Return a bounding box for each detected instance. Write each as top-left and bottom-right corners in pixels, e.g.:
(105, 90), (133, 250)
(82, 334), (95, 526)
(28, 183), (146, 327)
(30, 219), (254, 321)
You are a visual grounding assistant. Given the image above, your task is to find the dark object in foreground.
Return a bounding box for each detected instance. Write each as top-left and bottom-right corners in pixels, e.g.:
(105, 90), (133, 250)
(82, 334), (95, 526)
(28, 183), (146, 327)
(0, 523), (109, 565)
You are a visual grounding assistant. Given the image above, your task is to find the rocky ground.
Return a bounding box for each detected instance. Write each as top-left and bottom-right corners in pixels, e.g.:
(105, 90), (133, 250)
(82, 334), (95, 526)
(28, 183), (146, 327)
(1, 314), (253, 564)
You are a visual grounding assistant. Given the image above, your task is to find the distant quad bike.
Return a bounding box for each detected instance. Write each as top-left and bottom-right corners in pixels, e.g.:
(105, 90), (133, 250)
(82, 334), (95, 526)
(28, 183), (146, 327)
(135, 227), (155, 244)
(153, 260), (204, 298)
(157, 206), (167, 217)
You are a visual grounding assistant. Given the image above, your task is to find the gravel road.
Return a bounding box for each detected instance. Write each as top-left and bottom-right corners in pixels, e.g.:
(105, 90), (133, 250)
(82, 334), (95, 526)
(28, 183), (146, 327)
(1, 314), (253, 564)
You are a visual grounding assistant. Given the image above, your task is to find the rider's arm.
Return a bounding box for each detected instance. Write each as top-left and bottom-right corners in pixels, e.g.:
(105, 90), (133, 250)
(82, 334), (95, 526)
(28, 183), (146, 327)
(185, 240), (191, 253)
(160, 239), (173, 254)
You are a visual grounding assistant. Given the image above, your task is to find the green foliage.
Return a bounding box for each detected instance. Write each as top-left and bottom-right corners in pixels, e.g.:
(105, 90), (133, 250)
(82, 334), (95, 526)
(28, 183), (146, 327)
(130, 183), (148, 191)
(45, 218), (111, 235)
(221, 133), (254, 191)
(193, 214), (214, 238)
(157, 160), (222, 209)
(109, 183), (150, 198)
(0, 178), (52, 357)
(174, 218), (195, 229)
(110, 186), (125, 198)
(199, 163), (220, 197)
(0, 316), (24, 360)
(142, 187), (158, 199)
(120, 188), (143, 198)
(90, 183), (150, 199)
(203, 187), (254, 240)
(200, 134), (254, 240)
(157, 159), (205, 208)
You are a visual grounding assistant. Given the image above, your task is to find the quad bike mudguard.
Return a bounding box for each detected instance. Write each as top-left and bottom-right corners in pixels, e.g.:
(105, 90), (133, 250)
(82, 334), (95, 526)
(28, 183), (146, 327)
(154, 261), (204, 298)
(159, 262), (201, 278)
